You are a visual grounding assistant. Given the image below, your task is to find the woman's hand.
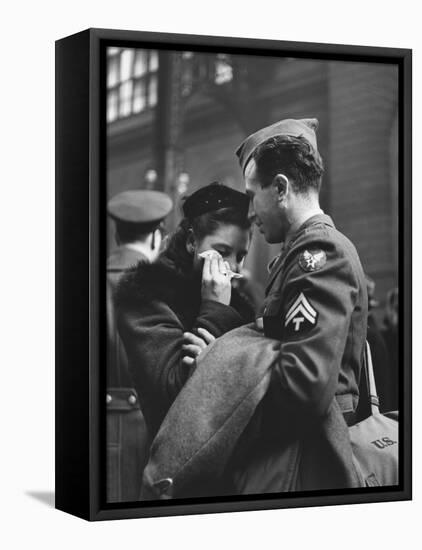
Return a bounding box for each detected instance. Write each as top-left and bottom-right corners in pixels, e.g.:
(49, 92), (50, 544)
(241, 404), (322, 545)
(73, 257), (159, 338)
(182, 328), (216, 366)
(201, 252), (232, 305)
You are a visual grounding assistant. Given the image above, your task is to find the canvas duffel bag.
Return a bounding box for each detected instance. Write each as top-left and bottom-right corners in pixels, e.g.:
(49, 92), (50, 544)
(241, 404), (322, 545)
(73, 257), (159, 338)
(349, 342), (399, 487)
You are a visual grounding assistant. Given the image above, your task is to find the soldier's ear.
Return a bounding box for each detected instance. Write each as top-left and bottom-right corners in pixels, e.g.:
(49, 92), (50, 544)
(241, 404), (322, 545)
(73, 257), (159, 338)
(272, 174), (289, 202)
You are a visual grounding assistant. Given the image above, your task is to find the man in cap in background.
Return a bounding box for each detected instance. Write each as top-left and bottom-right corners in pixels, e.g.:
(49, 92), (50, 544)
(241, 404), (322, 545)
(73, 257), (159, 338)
(107, 189), (173, 287)
(106, 189), (173, 502)
(234, 118), (368, 489)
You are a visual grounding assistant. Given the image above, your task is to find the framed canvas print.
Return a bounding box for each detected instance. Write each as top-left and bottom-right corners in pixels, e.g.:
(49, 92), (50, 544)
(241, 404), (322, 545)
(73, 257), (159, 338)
(55, 28), (412, 521)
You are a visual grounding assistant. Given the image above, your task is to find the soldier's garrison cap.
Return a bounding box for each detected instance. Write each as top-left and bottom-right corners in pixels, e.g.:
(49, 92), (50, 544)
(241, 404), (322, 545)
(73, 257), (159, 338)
(108, 190), (173, 224)
(182, 182), (250, 220)
(235, 118), (319, 173)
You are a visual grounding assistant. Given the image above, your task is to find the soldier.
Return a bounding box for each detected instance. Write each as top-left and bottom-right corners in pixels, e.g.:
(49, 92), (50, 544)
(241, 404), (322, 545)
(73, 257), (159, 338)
(235, 118), (368, 489)
(106, 189), (173, 502)
(107, 190), (173, 286)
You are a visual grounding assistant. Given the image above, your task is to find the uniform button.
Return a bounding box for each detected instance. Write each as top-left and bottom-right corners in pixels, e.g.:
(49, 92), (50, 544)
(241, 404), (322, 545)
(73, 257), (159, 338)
(106, 394), (112, 404)
(128, 394), (137, 405)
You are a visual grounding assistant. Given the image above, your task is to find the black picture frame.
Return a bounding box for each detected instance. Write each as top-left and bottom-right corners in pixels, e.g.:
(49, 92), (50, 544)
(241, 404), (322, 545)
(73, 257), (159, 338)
(55, 28), (412, 521)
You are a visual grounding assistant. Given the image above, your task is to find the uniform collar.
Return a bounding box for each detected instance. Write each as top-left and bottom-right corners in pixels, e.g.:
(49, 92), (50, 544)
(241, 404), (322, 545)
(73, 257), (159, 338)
(265, 213), (334, 295)
(267, 214), (333, 270)
(267, 247), (284, 273)
(285, 212), (335, 250)
(107, 245), (149, 271)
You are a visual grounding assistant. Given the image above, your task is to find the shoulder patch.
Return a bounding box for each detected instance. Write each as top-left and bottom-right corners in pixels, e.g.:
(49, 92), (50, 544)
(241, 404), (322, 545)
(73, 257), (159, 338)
(285, 292), (318, 334)
(298, 249), (326, 272)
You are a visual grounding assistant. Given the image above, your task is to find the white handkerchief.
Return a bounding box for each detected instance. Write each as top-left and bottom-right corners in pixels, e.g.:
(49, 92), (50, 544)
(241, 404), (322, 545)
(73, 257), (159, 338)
(198, 250), (243, 279)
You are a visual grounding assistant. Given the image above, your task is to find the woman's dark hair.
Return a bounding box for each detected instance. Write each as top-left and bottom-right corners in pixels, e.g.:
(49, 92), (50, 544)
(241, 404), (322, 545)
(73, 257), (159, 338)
(162, 207), (251, 274)
(253, 134), (324, 193)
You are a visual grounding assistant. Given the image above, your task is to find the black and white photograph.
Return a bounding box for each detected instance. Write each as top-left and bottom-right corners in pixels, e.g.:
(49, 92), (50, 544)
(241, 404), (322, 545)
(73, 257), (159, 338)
(4, 0), (421, 545)
(102, 37), (408, 508)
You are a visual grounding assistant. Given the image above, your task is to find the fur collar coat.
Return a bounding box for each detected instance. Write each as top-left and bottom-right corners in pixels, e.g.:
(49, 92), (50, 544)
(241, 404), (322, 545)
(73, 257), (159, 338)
(115, 257), (255, 437)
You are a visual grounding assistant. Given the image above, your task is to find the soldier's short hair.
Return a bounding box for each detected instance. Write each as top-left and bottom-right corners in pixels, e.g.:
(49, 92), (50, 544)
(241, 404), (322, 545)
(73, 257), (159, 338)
(115, 220), (161, 245)
(253, 135), (324, 194)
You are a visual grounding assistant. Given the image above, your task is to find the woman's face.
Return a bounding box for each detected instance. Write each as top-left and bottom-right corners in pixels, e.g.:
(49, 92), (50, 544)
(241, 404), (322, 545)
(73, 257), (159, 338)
(193, 223), (251, 273)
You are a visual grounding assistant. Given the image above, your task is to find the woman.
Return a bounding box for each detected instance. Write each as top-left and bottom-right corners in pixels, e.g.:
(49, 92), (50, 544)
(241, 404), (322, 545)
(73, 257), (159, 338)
(115, 182), (255, 439)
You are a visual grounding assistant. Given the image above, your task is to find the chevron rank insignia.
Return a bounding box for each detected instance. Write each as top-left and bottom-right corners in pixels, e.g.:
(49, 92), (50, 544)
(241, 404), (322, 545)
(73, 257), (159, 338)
(284, 292), (318, 334)
(298, 249), (326, 272)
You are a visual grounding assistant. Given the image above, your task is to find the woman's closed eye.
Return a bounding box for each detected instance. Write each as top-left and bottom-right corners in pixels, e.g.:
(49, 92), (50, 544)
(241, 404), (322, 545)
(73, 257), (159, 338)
(212, 246), (230, 258)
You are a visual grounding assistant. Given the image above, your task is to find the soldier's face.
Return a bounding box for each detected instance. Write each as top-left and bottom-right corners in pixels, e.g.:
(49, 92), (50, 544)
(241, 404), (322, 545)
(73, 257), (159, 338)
(244, 159), (287, 244)
(193, 223), (250, 273)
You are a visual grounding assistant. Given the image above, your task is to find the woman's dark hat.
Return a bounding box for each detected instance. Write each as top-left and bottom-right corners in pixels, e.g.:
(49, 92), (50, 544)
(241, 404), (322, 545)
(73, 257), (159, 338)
(182, 182), (250, 220)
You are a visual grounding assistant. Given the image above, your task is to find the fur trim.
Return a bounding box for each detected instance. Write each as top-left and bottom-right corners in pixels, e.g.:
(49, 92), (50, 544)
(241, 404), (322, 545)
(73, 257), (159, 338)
(115, 258), (255, 323)
(115, 258), (202, 314)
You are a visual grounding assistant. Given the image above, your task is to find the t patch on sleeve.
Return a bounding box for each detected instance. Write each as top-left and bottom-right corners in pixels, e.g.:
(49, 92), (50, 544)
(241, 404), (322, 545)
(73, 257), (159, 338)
(284, 292), (318, 334)
(299, 249), (326, 272)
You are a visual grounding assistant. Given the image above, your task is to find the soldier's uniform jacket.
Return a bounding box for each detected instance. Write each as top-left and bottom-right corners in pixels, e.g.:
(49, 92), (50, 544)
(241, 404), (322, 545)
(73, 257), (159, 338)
(106, 244), (150, 502)
(223, 213), (369, 493)
(107, 245), (148, 289)
(263, 213), (368, 421)
(107, 245), (149, 387)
